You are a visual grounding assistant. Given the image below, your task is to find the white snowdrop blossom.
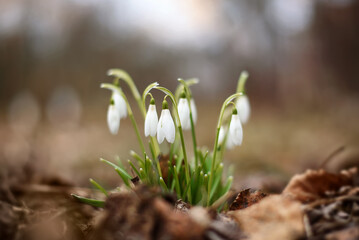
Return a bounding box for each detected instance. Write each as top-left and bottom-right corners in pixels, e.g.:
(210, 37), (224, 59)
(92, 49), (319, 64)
(235, 95), (250, 124)
(178, 97), (191, 130)
(228, 110), (243, 147)
(107, 101), (120, 135)
(157, 101), (175, 143)
(144, 101), (158, 137)
(112, 90), (127, 119)
(190, 98), (197, 124)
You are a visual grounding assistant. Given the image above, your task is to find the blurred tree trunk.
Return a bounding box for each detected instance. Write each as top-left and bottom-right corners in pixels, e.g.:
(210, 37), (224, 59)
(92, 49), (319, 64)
(312, 1), (359, 93)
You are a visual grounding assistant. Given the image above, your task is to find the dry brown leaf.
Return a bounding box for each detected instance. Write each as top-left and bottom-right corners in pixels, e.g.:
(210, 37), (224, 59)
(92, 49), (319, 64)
(159, 154), (177, 183)
(282, 168), (357, 203)
(229, 188), (267, 211)
(229, 195), (304, 240)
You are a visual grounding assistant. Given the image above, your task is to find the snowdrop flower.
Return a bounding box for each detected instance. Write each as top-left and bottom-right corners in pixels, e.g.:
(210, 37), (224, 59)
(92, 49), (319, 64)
(107, 100), (120, 135)
(144, 98), (158, 137)
(112, 90), (127, 119)
(235, 95), (250, 124)
(228, 108), (243, 147)
(190, 98), (197, 124)
(106, 89), (127, 135)
(157, 100), (175, 143)
(178, 93), (191, 130)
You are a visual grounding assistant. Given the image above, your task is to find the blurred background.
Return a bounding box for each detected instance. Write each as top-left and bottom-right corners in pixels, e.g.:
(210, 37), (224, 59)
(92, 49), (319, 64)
(1, 0), (359, 189)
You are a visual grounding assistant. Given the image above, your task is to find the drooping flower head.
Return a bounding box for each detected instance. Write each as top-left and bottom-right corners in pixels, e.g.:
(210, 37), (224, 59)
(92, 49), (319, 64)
(235, 71), (250, 124)
(157, 99), (175, 143)
(178, 92), (191, 130)
(227, 107), (243, 147)
(235, 95), (250, 124)
(107, 99), (120, 135)
(112, 90), (128, 119)
(144, 97), (158, 137)
(105, 88), (127, 135)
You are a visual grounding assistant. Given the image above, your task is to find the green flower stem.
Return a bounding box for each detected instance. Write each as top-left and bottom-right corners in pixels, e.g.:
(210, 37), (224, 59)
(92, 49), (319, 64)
(139, 168), (146, 183)
(128, 110), (146, 157)
(169, 135), (180, 170)
(123, 96), (146, 158)
(207, 92), (242, 206)
(178, 79), (198, 167)
(189, 112), (198, 167)
(236, 71), (249, 94)
(153, 86), (192, 203)
(173, 165), (181, 198)
(216, 102), (236, 165)
(150, 138), (160, 158)
(155, 157), (163, 179)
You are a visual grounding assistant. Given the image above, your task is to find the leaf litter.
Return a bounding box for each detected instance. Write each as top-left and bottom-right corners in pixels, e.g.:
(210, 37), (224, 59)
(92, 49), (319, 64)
(1, 166), (359, 240)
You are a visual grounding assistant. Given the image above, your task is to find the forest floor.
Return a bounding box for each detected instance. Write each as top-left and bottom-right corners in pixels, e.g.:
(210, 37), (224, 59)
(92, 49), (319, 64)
(1, 164), (359, 240)
(1, 103), (359, 239)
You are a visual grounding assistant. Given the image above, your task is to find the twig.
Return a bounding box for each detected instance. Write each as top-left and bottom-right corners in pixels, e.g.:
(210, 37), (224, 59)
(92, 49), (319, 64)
(319, 146), (345, 169)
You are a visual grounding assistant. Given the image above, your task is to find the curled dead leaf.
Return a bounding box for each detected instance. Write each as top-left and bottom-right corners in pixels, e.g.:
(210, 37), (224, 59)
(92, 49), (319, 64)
(229, 188), (267, 211)
(282, 168), (357, 203)
(229, 195), (304, 240)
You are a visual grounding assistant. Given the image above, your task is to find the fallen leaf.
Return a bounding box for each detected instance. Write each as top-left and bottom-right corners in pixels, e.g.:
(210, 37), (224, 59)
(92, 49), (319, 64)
(282, 168), (357, 203)
(229, 195), (304, 240)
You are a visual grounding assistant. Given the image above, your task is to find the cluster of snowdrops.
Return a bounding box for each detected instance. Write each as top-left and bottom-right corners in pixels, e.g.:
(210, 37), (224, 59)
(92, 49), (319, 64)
(73, 69), (250, 209)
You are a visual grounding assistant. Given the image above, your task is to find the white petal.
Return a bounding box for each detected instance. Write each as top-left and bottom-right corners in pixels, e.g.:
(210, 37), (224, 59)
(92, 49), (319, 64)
(226, 135), (235, 149)
(157, 127), (165, 143)
(163, 109), (176, 143)
(218, 126), (235, 150)
(113, 91), (127, 119)
(145, 104), (158, 137)
(218, 126), (226, 145)
(157, 110), (166, 143)
(236, 95), (250, 124)
(107, 104), (120, 135)
(228, 114), (243, 146)
(178, 98), (191, 130)
(157, 109), (175, 143)
(190, 98), (197, 123)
